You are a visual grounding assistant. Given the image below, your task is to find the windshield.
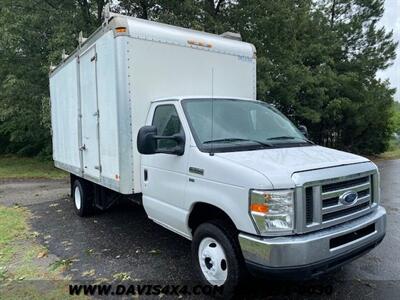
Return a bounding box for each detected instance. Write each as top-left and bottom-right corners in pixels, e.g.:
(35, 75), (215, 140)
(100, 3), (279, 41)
(182, 98), (312, 152)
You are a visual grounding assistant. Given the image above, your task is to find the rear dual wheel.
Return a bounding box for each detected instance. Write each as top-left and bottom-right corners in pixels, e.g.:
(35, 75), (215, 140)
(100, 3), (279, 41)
(72, 179), (93, 217)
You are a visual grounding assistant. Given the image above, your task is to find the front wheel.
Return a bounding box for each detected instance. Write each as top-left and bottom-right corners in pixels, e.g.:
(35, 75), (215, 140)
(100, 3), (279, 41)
(192, 220), (246, 297)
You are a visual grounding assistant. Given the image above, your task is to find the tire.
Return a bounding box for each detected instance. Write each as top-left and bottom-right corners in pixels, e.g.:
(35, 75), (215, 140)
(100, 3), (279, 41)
(192, 220), (246, 298)
(72, 179), (93, 217)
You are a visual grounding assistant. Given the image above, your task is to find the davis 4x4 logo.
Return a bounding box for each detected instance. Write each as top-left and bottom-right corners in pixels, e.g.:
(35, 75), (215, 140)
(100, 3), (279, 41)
(69, 284), (224, 296)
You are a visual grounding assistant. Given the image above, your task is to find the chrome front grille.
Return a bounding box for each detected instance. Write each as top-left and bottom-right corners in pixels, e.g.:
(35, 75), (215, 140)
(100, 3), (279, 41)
(301, 171), (378, 232)
(321, 176), (370, 193)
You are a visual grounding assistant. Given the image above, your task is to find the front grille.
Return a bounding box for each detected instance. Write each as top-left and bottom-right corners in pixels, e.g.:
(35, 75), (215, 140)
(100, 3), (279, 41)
(322, 176), (369, 193)
(358, 189), (370, 198)
(321, 188), (370, 208)
(322, 197), (339, 207)
(305, 187), (313, 224)
(322, 202), (370, 222)
(303, 172), (375, 232)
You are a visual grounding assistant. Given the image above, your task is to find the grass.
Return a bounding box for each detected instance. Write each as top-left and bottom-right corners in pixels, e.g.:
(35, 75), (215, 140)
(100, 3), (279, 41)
(0, 155), (67, 180)
(0, 205), (84, 299)
(376, 147), (400, 160)
(0, 206), (28, 265)
(373, 138), (400, 161)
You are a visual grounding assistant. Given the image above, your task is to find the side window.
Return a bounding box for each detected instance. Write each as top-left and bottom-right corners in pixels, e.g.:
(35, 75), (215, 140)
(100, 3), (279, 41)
(152, 105), (182, 149)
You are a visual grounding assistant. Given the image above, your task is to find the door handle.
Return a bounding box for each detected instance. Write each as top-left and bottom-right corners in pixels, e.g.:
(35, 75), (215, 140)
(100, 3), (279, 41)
(144, 169), (148, 181)
(79, 144), (87, 151)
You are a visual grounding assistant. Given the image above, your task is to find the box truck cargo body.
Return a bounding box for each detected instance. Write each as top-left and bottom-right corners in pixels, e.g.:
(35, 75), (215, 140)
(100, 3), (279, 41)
(49, 16), (256, 194)
(50, 12), (386, 295)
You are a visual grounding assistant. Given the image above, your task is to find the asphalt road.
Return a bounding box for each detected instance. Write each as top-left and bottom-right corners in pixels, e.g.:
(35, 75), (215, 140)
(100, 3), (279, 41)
(1, 160), (399, 298)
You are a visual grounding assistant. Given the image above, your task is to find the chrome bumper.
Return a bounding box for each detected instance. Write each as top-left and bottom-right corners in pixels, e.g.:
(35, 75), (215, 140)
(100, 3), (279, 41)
(239, 206), (386, 271)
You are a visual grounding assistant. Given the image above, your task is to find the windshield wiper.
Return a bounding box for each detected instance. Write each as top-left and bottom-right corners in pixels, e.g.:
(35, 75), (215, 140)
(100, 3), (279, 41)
(203, 138), (273, 147)
(267, 136), (296, 140)
(267, 136), (315, 145)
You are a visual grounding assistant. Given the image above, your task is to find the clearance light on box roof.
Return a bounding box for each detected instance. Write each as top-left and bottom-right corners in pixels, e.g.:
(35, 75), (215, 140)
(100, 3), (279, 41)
(187, 40), (213, 48)
(115, 27), (127, 33)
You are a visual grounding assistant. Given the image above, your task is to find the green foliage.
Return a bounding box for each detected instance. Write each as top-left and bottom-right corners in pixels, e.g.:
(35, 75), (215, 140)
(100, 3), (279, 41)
(0, 0), (397, 156)
(231, 0), (397, 154)
(392, 102), (400, 134)
(0, 1), (93, 156)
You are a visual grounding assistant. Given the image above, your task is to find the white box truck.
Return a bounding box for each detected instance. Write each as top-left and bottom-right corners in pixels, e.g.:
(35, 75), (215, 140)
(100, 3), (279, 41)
(50, 11), (386, 293)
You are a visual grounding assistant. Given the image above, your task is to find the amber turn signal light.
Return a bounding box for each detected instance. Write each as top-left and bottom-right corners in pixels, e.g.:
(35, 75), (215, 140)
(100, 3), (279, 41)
(250, 203), (269, 213)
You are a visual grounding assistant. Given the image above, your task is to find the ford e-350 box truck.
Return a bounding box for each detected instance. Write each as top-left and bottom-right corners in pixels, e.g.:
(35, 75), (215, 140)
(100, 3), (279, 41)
(49, 12), (386, 292)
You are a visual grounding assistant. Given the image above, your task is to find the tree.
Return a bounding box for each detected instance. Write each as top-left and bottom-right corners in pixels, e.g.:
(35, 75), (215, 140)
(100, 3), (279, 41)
(231, 0), (397, 154)
(393, 102), (400, 135)
(231, 1), (340, 139)
(317, 0), (398, 153)
(0, 0), (397, 156)
(0, 0), (105, 155)
(117, 0), (237, 32)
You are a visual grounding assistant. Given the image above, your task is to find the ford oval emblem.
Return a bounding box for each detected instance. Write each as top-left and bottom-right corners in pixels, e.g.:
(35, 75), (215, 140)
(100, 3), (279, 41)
(339, 191), (358, 205)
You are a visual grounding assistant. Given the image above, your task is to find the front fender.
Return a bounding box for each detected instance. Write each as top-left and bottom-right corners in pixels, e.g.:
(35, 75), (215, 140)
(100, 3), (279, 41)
(184, 178), (258, 236)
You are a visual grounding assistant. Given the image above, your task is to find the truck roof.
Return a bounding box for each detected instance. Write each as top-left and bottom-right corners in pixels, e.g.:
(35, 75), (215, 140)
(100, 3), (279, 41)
(151, 96), (258, 103)
(122, 15), (255, 57)
(50, 13), (256, 76)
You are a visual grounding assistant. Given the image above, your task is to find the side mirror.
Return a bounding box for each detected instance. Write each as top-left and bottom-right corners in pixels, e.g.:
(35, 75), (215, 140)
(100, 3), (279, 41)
(137, 125), (185, 156)
(137, 126), (158, 154)
(298, 125), (309, 138)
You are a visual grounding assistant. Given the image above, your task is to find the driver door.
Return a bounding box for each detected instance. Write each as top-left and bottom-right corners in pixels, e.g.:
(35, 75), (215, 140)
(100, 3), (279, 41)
(140, 102), (190, 236)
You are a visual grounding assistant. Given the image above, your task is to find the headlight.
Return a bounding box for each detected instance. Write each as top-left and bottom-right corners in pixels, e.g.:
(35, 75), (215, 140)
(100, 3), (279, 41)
(249, 189), (294, 233)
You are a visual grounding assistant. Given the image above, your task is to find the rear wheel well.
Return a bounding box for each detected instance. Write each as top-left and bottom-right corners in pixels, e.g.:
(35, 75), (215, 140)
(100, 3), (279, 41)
(188, 203), (237, 234)
(70, 173), (91, 196)
(70, 173), (77, 196)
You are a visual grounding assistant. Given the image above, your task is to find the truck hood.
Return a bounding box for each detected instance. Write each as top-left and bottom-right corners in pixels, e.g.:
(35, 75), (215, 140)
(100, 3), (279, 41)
(215, 145), (370, 188)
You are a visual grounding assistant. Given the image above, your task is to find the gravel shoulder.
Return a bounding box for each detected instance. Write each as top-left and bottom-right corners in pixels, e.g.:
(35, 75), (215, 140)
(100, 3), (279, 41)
(0, 179), (69, 207)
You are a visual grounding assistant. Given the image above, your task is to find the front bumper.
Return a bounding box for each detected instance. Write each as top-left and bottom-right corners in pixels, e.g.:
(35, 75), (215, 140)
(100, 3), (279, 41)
(239, 206), (386, 278)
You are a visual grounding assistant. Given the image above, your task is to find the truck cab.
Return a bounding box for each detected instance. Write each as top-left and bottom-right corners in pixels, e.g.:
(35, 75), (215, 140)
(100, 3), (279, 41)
(137, 97), (386, 289)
